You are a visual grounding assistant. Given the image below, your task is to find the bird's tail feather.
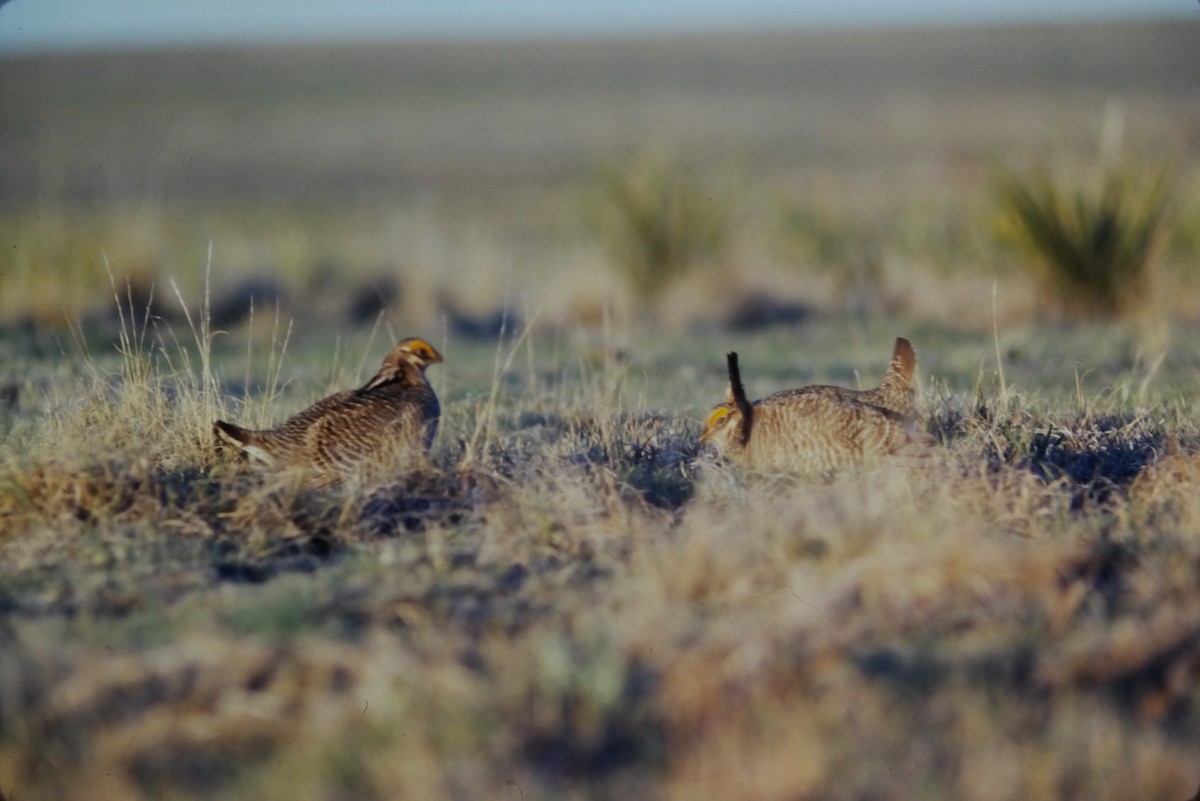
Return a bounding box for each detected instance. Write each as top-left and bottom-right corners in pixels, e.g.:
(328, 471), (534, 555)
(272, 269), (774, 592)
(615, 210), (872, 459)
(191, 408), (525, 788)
(213, 420), (275, 465)
(880, 337), (916, 393)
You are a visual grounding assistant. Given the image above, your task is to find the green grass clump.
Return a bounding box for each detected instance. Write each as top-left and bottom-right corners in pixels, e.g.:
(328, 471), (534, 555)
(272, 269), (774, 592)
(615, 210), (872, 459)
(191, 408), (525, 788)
(994, 163), (1171, 319)
(590, 151), (730, 299)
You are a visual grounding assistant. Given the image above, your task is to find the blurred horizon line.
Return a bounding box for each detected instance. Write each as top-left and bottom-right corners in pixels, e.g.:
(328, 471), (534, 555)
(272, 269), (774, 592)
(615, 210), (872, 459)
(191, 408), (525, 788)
(1, 0), (1194, 57)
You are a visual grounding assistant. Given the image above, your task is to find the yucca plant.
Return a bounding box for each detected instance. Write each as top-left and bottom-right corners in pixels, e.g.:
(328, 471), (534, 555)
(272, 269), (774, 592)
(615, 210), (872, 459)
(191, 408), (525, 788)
(590, 151), (729, 298)
(994, 164), (1171, 319)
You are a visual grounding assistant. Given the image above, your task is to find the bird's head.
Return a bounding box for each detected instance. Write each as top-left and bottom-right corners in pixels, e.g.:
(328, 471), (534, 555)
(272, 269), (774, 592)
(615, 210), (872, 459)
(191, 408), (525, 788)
(393, 337), (444, 371)
(361, 337), (444, 392)
(698, 402), (743, 448)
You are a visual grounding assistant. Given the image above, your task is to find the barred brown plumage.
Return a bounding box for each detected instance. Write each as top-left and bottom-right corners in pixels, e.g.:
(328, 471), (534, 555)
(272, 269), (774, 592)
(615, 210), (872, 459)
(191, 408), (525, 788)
(214, 337), (442, 487)
(699, 337), (933, 477)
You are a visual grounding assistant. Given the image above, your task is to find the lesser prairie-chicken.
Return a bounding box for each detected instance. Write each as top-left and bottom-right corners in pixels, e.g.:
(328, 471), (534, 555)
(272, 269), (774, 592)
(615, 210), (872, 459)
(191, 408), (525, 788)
(214, 337), (443, 486)
(699, 337), (933, 477)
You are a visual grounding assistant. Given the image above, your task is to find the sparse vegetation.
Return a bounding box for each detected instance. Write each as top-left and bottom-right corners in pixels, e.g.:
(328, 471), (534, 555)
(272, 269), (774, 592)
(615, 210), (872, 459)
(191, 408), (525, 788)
(3, 19), (1200, 801)
(590, 150), (731, 299)
(775, 204), (891, 313)
(994, 163), (1172, 319)
(3, 306), (1200, 801)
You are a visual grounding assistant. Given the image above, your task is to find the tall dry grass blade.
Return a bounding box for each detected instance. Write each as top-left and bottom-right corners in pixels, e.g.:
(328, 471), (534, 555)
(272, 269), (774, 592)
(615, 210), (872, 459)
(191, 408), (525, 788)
(461, 307), (541, 467)
(169, 240), (224, 425)
(992, 279), (1006, 398)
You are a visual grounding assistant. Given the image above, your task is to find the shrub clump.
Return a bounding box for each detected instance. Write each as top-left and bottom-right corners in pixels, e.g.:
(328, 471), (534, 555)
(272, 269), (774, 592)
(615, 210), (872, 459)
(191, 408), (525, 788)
(993, 163), (1171, 318)
(590, 151), (730, 299)
(993, 163), (1171, 319)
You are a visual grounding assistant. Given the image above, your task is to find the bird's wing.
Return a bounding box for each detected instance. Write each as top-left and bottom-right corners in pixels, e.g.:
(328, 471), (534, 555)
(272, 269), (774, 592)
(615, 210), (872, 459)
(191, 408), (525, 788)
(304, 389), (436, 477)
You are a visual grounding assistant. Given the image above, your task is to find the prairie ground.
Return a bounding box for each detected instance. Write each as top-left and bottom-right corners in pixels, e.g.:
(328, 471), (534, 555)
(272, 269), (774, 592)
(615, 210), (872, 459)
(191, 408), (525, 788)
(2, 19), (1200, 801)
(2, 310), (1199, 800)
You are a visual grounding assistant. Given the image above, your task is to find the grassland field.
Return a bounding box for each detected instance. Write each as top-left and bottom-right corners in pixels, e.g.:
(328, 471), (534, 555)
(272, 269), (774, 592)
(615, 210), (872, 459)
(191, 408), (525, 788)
(2, 19), (1200, 801)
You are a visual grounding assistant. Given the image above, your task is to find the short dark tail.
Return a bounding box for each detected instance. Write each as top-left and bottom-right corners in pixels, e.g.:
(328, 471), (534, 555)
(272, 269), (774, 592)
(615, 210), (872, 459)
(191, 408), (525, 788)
(213, 420), (251, 449)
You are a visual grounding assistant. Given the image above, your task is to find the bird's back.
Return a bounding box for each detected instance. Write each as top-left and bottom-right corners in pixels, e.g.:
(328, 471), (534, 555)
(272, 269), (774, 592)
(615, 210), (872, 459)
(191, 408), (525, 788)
(742, 388), (911, 476)
(301, 380), (440, 479)
(797, 337), (916, 419)
(220, 380), (439, 484)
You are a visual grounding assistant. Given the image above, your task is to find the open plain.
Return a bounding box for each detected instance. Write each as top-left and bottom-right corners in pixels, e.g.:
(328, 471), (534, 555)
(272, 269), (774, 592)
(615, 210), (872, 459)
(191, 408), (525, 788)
(2, 20), (1200, 800)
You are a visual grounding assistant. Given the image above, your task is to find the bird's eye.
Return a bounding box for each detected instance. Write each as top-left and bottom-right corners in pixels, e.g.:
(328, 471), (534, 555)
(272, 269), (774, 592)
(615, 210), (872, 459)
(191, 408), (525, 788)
(705, 407), (732, 429)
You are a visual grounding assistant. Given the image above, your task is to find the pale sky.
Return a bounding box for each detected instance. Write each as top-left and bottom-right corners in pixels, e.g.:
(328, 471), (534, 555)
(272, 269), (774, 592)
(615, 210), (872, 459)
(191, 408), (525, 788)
(0, 0), (1194, 53)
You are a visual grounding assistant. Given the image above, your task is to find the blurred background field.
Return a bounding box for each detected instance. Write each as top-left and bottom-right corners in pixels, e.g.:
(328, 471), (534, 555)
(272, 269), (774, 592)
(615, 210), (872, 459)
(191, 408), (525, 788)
(3, 21), (1200, 336)
(3, 10), (1200, 801)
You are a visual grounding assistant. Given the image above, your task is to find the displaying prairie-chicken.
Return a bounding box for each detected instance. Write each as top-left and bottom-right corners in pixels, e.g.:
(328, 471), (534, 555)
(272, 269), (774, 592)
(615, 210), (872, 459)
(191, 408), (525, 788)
(214, 337), (443, 486)
(699, 337), (933, 477)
